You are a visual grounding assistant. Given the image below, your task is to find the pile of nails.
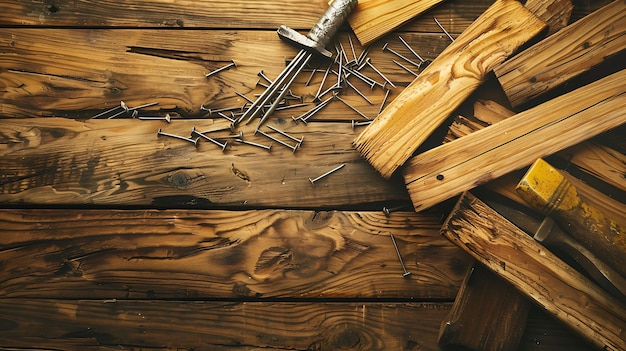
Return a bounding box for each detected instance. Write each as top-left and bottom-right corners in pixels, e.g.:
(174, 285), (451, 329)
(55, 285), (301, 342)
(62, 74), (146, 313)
(90, 18), (454, 156)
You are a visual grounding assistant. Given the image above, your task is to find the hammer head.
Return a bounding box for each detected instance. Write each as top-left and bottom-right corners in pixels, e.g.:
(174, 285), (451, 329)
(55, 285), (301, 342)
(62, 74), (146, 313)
(278, 25), (332, 58)
(277, 0), (357, 59)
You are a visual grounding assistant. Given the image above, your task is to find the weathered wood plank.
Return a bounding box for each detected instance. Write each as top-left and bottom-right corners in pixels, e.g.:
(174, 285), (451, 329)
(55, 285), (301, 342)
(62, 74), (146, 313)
(494, 0), (626, 108)
(0, 0), (611, 34)
(441, 192), (626, 351)
(0, 299), (596, 351)
(0, 209), (470, 299)
(0, 118), (412, 207)
(0, 29), (450, 119)
(353, 0), (547, 179)
(0, 300), (450, 350)
(403, 69), (626, 211)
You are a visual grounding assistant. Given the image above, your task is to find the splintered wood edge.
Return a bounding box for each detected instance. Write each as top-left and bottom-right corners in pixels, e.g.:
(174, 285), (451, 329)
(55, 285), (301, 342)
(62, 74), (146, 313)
(347, 0), (445, 46)
(353, 0), (547, 179)
(441, 192), (626, 351)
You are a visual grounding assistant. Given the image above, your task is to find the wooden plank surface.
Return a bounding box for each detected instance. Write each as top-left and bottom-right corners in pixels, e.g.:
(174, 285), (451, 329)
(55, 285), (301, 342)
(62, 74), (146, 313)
(0, 209), (470, 299)
(0, 0), (611, 34)
(0, 118), (413, 207)
(403, 69), (626, 211)
(0, 29), (450, 119)
(0, 300), (450, 351)
(441, 192), (626, 351)
(353, 0), (547, 179)
(0, 299), (594, 351)
(494, 0), (626, 108)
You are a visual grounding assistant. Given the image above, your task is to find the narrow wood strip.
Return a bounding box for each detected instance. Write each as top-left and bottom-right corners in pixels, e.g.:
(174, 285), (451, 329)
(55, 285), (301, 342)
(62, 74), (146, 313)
(347, 0), (445, 46)
(353, 0), (546, 179)
(0, 209), (470, 299)
(0, 119), (410, 207)
(441, 192), (626, 351)
(403, 69), (626, 211)
(494, 0), (626, 108)
(0, 300), (450, 350)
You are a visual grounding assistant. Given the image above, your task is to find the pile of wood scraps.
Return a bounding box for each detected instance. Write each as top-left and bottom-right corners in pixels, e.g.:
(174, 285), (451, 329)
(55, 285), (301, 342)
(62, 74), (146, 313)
(352, 0), (625, 350)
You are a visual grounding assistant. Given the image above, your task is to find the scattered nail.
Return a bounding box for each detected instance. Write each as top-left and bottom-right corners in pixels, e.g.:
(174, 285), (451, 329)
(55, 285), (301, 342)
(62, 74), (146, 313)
(309, 163), (345, 185)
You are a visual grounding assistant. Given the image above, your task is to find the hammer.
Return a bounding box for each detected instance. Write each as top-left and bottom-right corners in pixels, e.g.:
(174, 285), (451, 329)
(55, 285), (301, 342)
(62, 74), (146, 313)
(242, 0), (358, 129)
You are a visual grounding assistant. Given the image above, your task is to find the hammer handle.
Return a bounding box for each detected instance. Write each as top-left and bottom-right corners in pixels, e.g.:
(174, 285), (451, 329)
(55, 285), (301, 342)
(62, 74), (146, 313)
(517, 158), (626, 278)
(308, 0), (358, 49)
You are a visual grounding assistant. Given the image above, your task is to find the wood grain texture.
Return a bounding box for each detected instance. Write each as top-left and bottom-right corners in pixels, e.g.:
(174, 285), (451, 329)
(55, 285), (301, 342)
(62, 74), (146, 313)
(0, 118), (412, 207)
(494, 0), (626, 108)
(0, 29), (450, 119)
(403, 69), (626, 211)
(441, 192), (626, 351)
(0, 209), (471, 299)
(347, 0), (445, 46)
(524, 0), (573, 35)
(353, 0), (547, 179)
(0, 300), (450, 350)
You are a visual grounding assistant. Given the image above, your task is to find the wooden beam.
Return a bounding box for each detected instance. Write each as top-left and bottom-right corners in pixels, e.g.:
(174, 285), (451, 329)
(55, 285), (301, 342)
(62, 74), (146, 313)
(0, 119), (410, 207)
(494, 0), (626, 108)
(441, 192), (626, 351)
(353, 0), (546, 179)
(346, 0), (445, 46)
(403, 69), (626, 211)
(0, 209), (470, 299)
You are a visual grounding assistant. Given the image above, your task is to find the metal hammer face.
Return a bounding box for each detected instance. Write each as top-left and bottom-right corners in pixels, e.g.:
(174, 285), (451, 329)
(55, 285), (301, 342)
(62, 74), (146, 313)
(277, 0), (358, 58)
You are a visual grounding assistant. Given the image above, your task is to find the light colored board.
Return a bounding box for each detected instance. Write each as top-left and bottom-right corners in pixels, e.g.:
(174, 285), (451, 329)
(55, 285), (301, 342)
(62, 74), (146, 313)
(403, 69), (626, 211)
(441, 192), (626, 351)
(0, 119), (411, 207)
(353, 0), (547, 179)
(524, 0), (573, 35)
(347, 0), (445, 46)
(0, 300), (450, 350)
(0, 209), (470, 299)
(494, 0), (626, 108)
(0, 29), (451, 119)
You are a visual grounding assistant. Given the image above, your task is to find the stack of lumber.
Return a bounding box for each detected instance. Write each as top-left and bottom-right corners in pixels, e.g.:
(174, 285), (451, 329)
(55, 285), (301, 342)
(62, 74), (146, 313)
(0, 0), (622, 350)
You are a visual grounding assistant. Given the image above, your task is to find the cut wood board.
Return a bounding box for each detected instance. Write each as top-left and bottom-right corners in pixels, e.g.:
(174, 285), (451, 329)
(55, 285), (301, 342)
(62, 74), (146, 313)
(494, 0), (626, 108)
(441, 192), (626, 351)
(524, 0), (573, 35)
(0, 209), (469, 299)
(353, 0), (547, 179)
(403, 69), (626, 211)
(346, 0), (445, 46)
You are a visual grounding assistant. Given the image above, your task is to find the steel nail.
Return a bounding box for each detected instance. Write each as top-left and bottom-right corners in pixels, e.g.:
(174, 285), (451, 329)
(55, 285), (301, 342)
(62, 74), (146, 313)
(205, 59), (237, 78)
(197, 124), (235, 134)
(309, 163), (345, 185)
(138, 113), (171, 123)
(351, 120), (372, 130)
(191, 128), (228, 151)
(434, 17), (455, 42)
(91, 105), (122, 119)
(364, 59), (396, 89)
(383, 43), (422, 68)
(234, 138), (272, 152)
(255, 129), (299, 153)
(390, 233), (411, 277)
(398, 36), (425, 63)
(336, 95), (371, 120)
(157, 128), (199, 146)
(257, 70), (273, 84)
(345, 79), (373, 105)
(267, 125), (304, 144)
(379, 89), (391, 115)
(393, 60), (419, 77)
